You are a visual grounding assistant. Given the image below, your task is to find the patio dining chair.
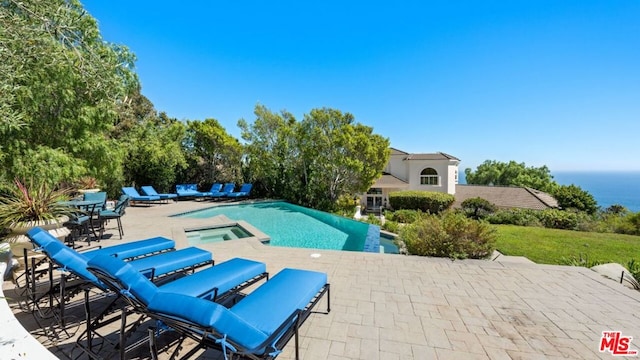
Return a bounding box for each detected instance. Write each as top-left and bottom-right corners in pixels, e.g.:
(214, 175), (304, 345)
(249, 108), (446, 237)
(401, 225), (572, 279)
(63, 202), (98, 248)
(98, 195), (130, 239)
(83, 191), (107, 210)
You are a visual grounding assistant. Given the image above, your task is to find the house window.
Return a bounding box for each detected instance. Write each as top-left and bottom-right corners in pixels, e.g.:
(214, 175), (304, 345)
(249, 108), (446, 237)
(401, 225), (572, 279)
(420, 168), (439, 185)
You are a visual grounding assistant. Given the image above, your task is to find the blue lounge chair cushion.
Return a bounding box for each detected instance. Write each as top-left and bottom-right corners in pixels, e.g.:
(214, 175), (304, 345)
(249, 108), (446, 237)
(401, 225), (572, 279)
(27, 227), (175, 261)
(202, 183), (222, 197)
(209, 183), (235, 198)
(27, 227), (59, 248)
(128, 247), (211, 279)
(231, 268), (327, 337)
(29, 227), (212, 292)
(140, 186), (178, 200)
(87, 255), (265, 306)
(42, 241), (211, 289)
(122, 187), (161, 201)
(176, 184), (208, 197)
(227, 183), (253, 198)
(147, 268), (327, 354)
(43, 240), (102, 286)
(158, 257), (266, 299)
(87, 253), (160, 305)
(147, 292), (269, 352)
(83, 237), (175, 260)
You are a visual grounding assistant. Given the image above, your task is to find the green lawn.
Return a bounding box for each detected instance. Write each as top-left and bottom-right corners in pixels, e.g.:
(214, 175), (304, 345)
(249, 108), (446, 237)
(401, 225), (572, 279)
(494, 224), (640, 265)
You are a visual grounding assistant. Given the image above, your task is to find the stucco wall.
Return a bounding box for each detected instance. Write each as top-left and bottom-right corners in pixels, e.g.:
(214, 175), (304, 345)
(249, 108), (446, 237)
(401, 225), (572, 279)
(406, 160), (454, 194)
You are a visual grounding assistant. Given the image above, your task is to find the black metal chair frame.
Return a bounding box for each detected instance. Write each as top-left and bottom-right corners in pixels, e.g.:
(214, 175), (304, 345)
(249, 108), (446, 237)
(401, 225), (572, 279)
(98, 196), (130, 239)
(83, 263), (269, 360)
(146, 283), (330, 360)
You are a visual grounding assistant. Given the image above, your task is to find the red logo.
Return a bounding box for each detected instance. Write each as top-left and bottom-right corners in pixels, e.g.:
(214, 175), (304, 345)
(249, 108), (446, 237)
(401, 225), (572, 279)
(600, 331), (638, 356)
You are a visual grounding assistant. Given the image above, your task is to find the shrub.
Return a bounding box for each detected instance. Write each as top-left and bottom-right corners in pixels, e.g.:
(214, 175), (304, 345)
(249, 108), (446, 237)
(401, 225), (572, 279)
(385, 209), (424, 224)
(400, 211), (496, 259)
(538, 209), (580, 230)
(486, 208), (542, 227)
(334, 194), (358, 218)
(552, 184), (598, 215)
(595, 213), (637, 234)
(0, 178), (76, 230)
(388, 191), (454, 214)
(381, 220), (399, 233)
(363, 213), (381, 226)
(460, 197), (496, 220)
(627, 212), (640, 236)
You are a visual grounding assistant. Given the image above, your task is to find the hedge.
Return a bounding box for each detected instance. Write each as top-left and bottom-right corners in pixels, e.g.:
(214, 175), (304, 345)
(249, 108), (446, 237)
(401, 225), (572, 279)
(388, 190), (454, 214)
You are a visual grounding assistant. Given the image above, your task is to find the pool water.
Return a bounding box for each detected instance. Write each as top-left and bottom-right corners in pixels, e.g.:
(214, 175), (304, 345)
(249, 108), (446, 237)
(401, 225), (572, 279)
(179, 201), (398, 253)
(380, 236), (399, 254)
(186, 225), (252, 245)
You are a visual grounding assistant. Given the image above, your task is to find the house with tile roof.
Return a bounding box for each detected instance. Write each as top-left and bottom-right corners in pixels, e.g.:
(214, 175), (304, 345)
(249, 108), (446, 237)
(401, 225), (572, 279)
(361, 148), (461, 212)
(362, 148), (558, 213)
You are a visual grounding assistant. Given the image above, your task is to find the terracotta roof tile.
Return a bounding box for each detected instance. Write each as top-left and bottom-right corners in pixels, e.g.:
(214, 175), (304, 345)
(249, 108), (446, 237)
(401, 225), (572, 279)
(371, 173), (409, 188)
(453, 185), (559, 210)
(405, 152), (461, 161)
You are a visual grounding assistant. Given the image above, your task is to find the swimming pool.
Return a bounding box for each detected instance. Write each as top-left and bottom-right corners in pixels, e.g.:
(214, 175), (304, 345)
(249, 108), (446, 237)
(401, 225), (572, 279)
(178, 201), (398, 253)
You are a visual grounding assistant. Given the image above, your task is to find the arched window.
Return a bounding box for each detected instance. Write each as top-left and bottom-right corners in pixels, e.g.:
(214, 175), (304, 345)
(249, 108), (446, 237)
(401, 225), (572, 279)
(420, 168), (439, 185)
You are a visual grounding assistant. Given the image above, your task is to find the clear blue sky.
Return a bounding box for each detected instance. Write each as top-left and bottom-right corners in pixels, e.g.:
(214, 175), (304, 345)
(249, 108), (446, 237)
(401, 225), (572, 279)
(84, 1), (639, 172)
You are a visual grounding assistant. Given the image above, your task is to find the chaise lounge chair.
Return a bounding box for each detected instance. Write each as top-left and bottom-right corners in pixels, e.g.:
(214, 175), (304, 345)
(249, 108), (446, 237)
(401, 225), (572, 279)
(208, 182), (236, 200)
(24, 227), (212, 331)
(226, 183), (253, 199)
(86, 254), (269, 359)
(26, 227), (225, 358)
(27, 227), (174, 261)
(148, 268), (329, 360)
(121, 187), (161, 205)
(87, 252), (330, 360)
(202, 183), (222, 198)
(175, 184), (209, 199)
(140, 185), (178, 203)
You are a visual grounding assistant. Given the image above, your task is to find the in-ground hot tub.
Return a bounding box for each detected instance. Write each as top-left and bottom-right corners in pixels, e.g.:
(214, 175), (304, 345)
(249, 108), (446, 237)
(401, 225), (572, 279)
(185, 224), (253, 245)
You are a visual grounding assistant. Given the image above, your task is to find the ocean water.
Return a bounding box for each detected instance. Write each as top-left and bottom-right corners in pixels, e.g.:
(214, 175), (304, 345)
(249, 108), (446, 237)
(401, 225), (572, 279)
(552, 171), (640, 212)
(459, 171), (640, 212)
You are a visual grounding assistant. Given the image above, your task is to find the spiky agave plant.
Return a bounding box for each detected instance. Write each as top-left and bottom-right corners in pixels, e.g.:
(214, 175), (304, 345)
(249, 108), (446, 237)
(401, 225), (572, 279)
(0, 178), (76, 232)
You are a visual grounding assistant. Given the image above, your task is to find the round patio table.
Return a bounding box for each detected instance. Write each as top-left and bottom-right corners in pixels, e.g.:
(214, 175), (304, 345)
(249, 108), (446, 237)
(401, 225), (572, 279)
(59, 200), (105, 241)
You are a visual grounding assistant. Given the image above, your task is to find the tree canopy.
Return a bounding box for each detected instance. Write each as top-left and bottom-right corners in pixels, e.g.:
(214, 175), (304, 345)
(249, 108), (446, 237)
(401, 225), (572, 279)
(183, 118), (243, 185)
(464, 160), (556, 192)
(0, 0), (137, 186)
(240, 105), (390, 210)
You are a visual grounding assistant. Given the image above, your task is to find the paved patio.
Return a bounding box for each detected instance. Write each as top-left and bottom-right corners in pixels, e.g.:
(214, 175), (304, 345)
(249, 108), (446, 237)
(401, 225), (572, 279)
(5, 200), (640, 359)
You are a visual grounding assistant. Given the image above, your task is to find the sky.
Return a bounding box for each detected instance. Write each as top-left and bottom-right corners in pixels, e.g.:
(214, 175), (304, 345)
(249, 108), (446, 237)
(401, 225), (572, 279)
(83, 1), (640, 172)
